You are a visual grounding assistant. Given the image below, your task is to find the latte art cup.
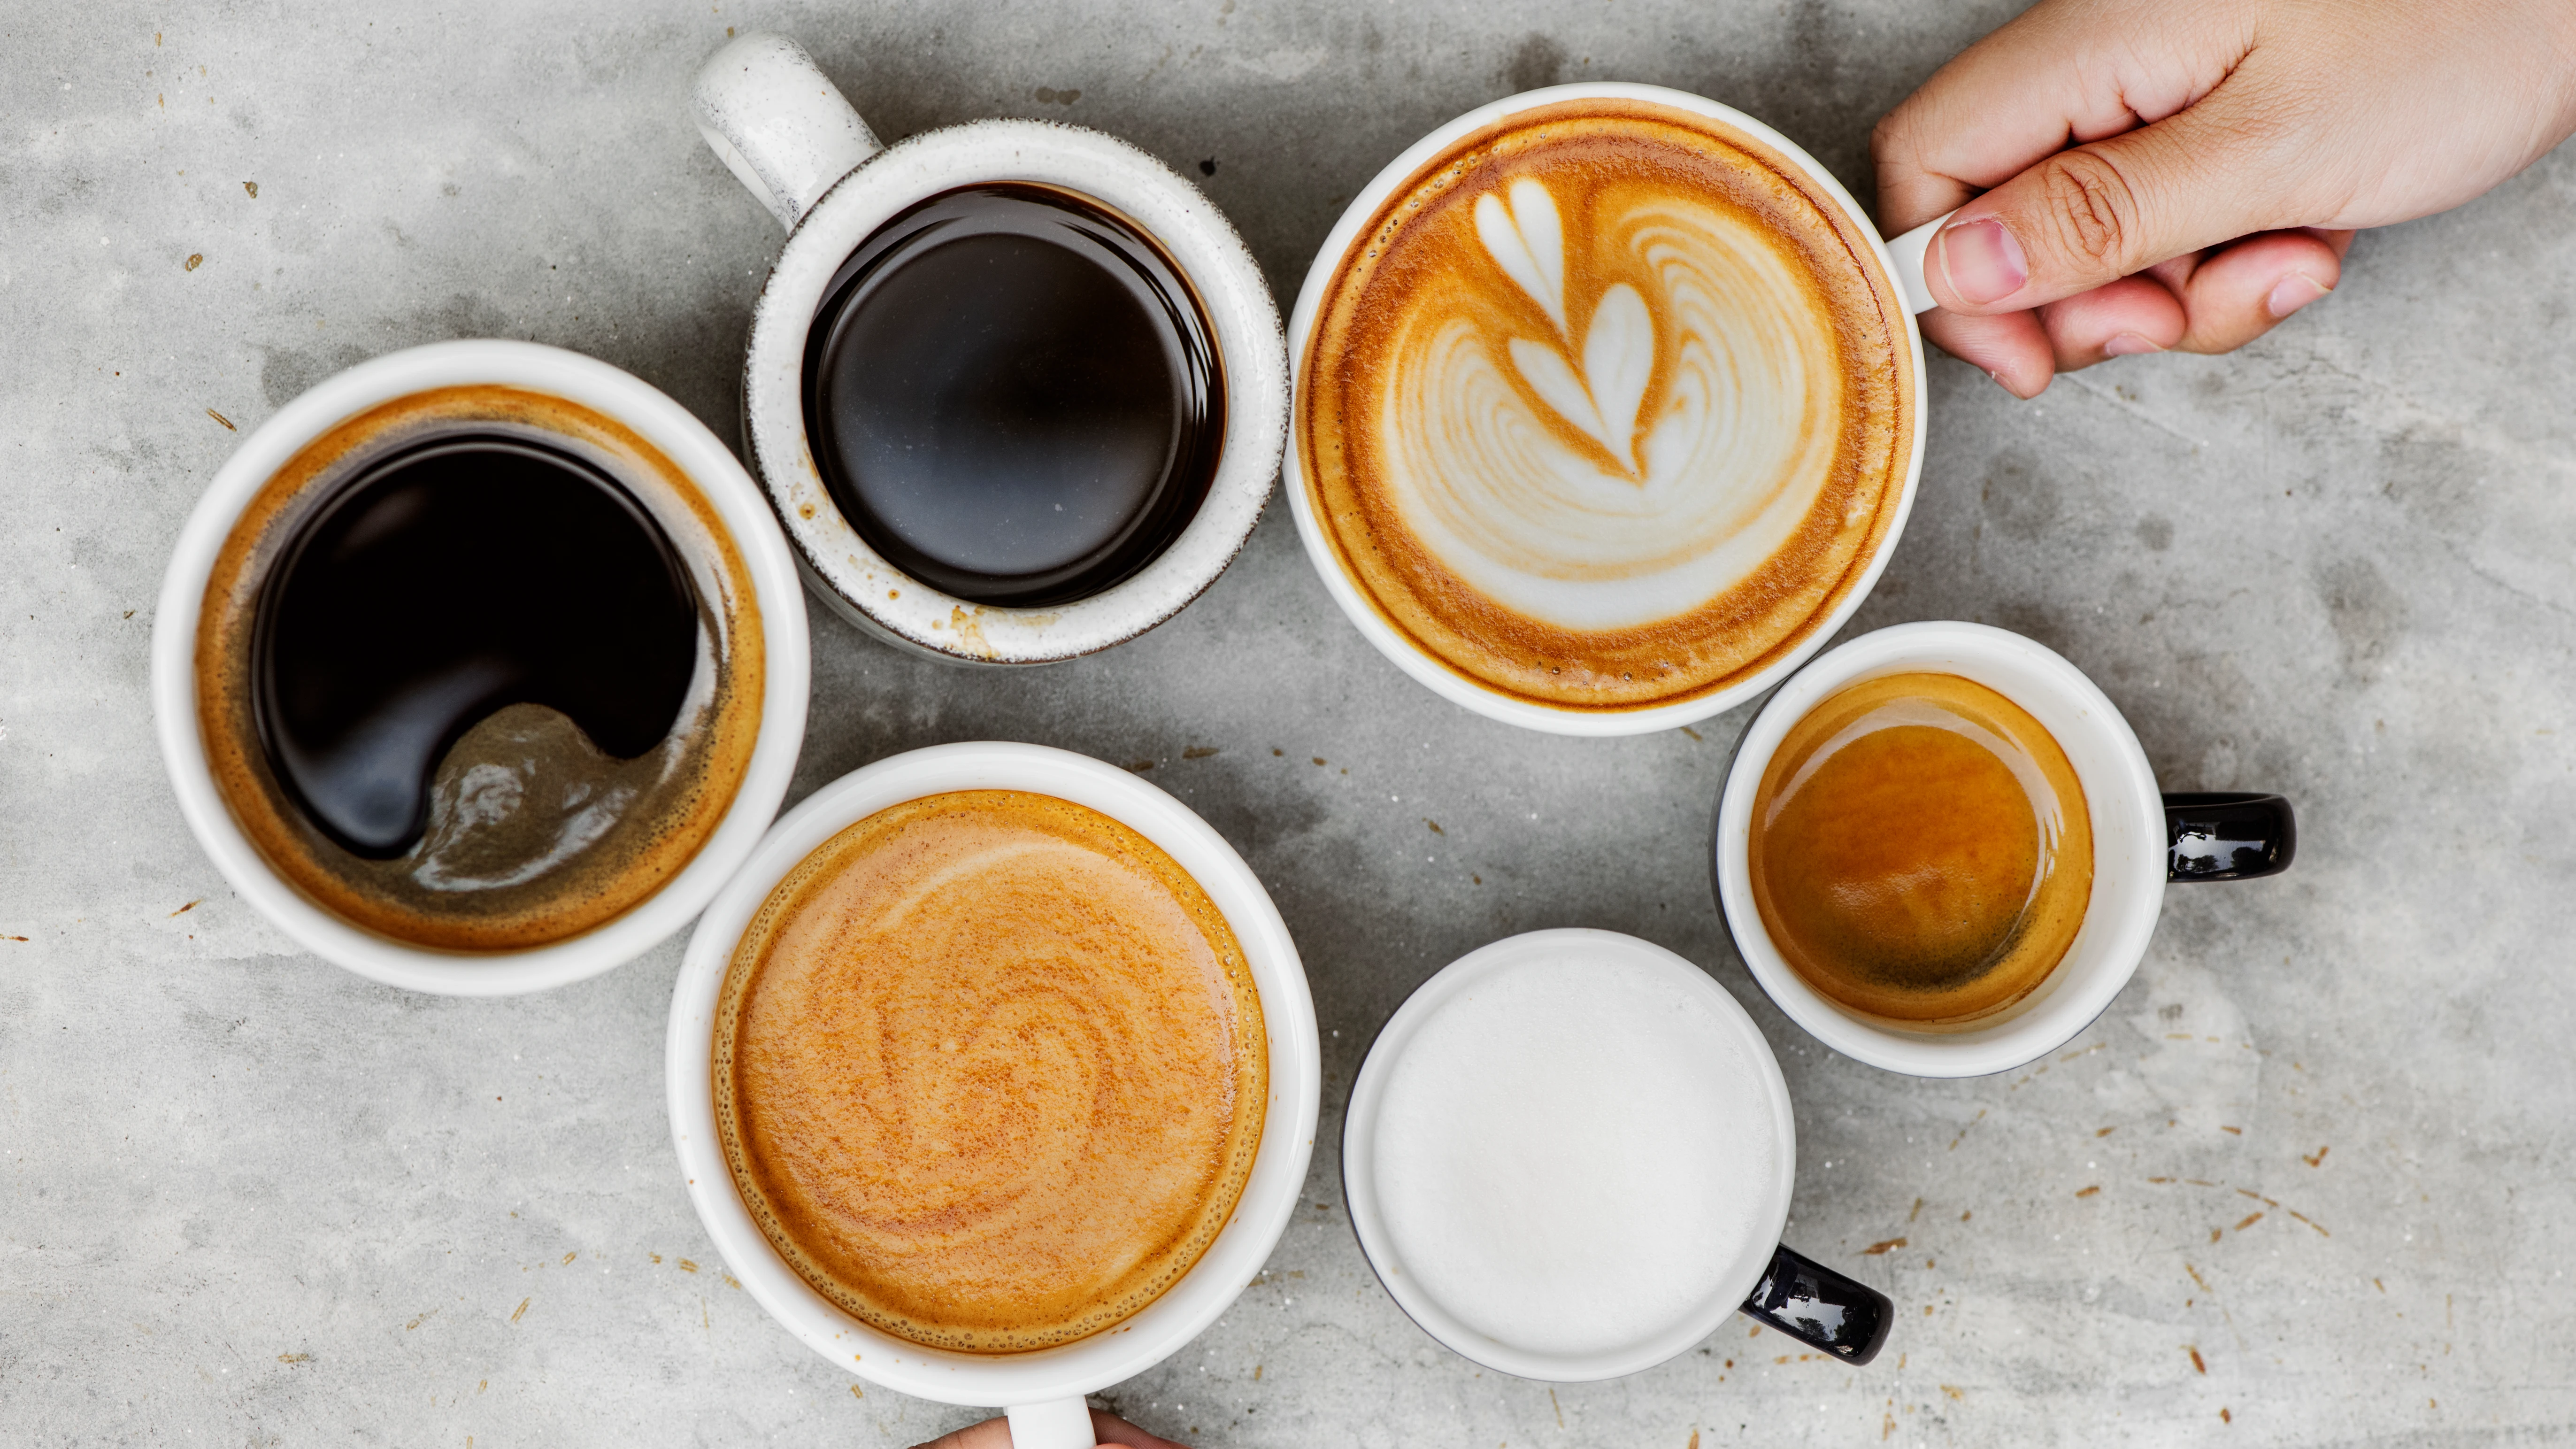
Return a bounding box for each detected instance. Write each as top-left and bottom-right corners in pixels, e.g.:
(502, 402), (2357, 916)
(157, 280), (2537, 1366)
(150, 340), (811, 995)
(692, 34), (1289, 665)
(1284, 84), (1953, 735)
(1713, 622), (2297, 1077)
(665, 743), (1321, 1449)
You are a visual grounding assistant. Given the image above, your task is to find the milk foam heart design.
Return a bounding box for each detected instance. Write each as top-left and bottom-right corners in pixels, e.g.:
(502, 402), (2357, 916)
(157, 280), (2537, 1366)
(1478, 180), (1656, 475)
(1294, 97), (1919, 717)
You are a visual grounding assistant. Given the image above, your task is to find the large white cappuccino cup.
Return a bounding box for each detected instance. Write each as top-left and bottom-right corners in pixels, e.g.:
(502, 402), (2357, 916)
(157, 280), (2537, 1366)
(1283, 84), (1952, 736)
(666, 742), (1321, 1449)
(692, 34), (1289, 666)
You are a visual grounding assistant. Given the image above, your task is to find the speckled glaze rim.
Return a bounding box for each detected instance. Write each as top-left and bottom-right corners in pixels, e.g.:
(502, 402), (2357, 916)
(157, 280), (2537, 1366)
(149, 339), (811, 996)
(744, 120), (1289, 665)
(1340, 928), (1798, 1381)
(1281, 82), (1929, 736)
(665, 741), (1321, 1408)
(1713, 622), (2169, 1078)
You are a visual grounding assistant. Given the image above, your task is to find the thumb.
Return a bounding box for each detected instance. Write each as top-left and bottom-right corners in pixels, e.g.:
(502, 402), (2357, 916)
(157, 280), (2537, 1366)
(1923, 81), (2310, 314)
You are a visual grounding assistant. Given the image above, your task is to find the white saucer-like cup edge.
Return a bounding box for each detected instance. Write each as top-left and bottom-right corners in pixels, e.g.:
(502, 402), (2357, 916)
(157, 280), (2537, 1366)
(1280, 82), (1929, 736)
(149, 339), (811, 996)
(664, 741), (1322, 1416)
(1713, 621), (2168, 1078)
(1341, 928), (1798, 1381)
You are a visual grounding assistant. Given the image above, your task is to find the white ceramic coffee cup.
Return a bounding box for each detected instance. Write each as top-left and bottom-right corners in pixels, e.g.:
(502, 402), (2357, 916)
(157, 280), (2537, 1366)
(150, 339), (810, 997)
(1281, 83), (1954, 736)
(1343, 928), (1894, 1380)
(692, 33), (1289, 666)
(665, 741), (1321, 1449)
(1713, 621), (2167, 1077)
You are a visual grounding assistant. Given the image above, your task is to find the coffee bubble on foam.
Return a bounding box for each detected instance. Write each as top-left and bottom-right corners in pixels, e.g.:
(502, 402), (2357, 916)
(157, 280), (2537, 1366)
(1370, 950), (1777, 1359)
(1386, 174), (1845, 632)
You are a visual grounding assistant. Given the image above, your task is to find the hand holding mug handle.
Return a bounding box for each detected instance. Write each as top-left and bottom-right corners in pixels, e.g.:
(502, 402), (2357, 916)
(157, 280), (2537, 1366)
(692, 31), (883, 230)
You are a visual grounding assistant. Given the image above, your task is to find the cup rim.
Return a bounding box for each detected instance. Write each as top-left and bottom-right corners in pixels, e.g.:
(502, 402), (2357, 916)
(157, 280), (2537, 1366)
(1279, 81), (1929, 736)
(1712, 621), (2169, 1077)
(742, 118), (1289, 665)
(663, 741), (1322, 1407)
(147, 339), (811, 996)
(1340, 927), (1797, 1381)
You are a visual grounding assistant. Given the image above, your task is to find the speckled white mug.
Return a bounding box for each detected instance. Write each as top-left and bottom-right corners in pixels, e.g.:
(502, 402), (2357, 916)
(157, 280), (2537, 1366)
(692, 32), (1289, 666)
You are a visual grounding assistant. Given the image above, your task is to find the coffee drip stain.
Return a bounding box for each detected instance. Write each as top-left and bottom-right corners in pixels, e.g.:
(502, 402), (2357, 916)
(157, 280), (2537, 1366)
(253, 433), (698, 858)
(803, 183), (1223, 607)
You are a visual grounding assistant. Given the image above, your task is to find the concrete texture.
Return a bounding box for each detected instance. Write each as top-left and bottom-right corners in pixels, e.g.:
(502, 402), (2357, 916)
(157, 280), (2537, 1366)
(5, 1), (2573, 1444)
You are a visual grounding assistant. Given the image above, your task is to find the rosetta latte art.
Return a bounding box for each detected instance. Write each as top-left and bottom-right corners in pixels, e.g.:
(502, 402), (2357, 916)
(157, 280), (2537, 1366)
(1387, 174), (1847, 632)
(1300, 100), (1913, 710)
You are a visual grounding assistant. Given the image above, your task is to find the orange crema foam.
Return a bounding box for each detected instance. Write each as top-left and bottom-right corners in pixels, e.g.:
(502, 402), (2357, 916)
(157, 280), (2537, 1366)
(715, 790), (1267, 1353)
(1302, 100), (1914, 709)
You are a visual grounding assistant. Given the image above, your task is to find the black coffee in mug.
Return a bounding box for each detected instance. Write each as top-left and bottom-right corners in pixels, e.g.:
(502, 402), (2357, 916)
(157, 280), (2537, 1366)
(254, 435), (698, 857)
(801, 183), (1225, 608)
(195, 386), (766, 953)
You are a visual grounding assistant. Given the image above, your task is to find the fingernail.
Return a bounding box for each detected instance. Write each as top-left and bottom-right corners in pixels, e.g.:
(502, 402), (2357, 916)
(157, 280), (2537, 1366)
(2103, 331), (2162, 357)
(2266, 272), (2329, 319)
(1938, 217), (2028, 307)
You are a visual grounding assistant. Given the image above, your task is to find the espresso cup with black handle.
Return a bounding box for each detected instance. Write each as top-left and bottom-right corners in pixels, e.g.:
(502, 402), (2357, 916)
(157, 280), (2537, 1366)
(692, 33), (1288, 665)
(1713, 621), (2296, 1077)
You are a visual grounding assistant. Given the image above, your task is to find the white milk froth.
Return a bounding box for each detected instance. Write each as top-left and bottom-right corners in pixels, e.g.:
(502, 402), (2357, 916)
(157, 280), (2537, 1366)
(1383, 177), (1844, 632)
(1370, 950), (1779, 1358)
(1300, 100), (1913, 711)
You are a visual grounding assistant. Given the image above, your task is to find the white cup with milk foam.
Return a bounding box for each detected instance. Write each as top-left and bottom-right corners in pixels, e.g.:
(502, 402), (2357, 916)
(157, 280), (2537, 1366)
(1282, 85), (1956, 737)
(1341, 928), (1893, 1380)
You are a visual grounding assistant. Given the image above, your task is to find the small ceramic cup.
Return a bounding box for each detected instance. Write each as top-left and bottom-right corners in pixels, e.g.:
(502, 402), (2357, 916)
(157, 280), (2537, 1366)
(1712, 621), (2296, 1077)
(1282, 83), (1953, 737)
(150, 339), (810, 996)
(692, 32), (1289, 665)
(665, 741), (1321, 1449)
(1341, 929), (1892, 1380)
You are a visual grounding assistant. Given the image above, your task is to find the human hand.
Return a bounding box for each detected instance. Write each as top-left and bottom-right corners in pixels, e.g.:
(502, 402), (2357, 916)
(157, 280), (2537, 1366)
(908, 1408), (1192, 1449)
(1872, 0), (2576, 397)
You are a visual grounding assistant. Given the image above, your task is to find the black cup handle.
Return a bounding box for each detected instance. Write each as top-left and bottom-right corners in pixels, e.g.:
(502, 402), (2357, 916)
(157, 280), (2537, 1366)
(1740, 1243), (1893, 1364)
(2164, 792), (2296, 882)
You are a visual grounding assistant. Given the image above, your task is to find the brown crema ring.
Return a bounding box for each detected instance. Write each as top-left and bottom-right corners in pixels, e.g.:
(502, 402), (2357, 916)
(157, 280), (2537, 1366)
(194, 385), (764, 952)
(1300, 99), (1915, 711)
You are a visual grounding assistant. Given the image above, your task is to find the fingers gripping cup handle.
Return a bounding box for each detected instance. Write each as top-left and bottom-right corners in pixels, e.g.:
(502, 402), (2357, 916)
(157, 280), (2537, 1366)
(1882, 211), (1956, 316)
(1004, 1398), (1097, 1449)
(692, 31), (883, 230)
(1741, 1243), (1894, 1364)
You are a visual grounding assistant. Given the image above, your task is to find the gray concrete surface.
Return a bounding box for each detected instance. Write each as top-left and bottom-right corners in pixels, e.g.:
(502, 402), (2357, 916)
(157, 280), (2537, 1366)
(6, 1), (2573, 1444)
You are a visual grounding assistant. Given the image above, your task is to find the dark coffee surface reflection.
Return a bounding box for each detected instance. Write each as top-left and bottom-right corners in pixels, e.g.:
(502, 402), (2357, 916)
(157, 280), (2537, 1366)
(802, 183), (1223, 607)
(252, 435), (700, 857)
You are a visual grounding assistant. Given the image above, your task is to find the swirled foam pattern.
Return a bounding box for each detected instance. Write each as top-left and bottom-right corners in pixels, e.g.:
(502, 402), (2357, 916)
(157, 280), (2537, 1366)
(715, 791), (1266, 1354)
(1303, 102), (1912, 709)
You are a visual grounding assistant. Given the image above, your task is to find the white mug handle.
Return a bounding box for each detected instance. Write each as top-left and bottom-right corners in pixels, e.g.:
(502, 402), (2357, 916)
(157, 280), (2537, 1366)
(1883, 209), (1957, 316)
(692, 31), (883, 230)
(1004, 1397), (1097, 1449)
